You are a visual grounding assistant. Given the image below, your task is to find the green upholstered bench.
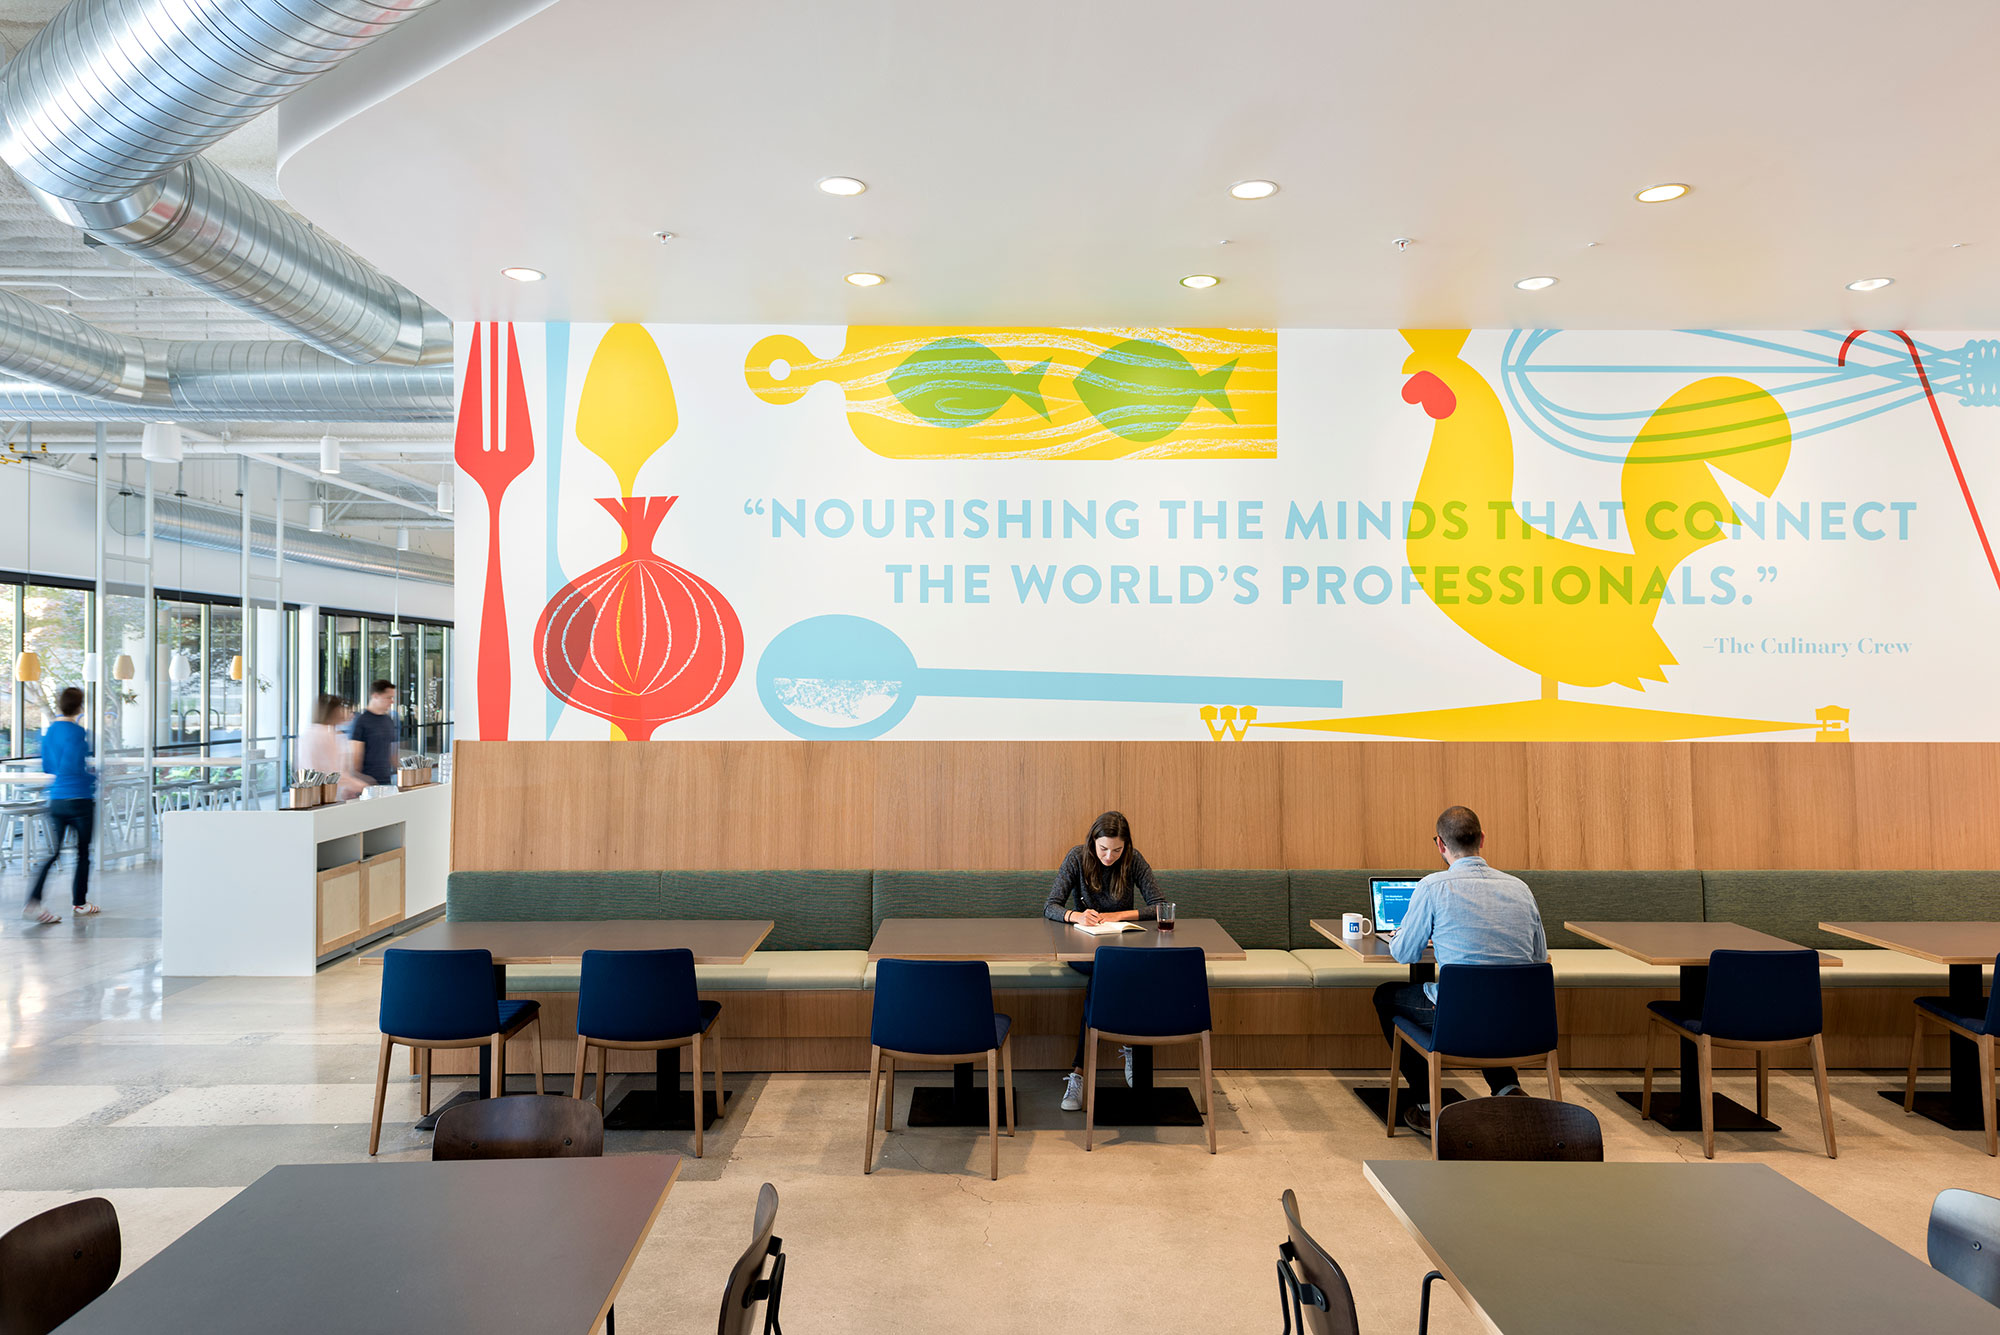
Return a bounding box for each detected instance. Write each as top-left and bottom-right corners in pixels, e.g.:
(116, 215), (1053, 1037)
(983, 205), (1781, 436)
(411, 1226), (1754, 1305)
(1700, 869), (2000, 950)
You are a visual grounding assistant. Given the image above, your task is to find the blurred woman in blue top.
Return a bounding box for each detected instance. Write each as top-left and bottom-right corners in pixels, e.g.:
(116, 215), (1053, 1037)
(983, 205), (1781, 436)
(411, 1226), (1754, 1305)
(26, 686), (96, 923)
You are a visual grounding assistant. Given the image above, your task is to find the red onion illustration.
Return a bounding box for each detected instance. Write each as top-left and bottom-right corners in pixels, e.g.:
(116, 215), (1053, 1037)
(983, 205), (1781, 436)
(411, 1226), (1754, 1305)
(534, 496), (743, 738)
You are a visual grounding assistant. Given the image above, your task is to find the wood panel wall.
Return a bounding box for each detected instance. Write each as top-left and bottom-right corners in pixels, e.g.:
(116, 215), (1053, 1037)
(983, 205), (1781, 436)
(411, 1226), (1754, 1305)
(450, 740), (2000, 871)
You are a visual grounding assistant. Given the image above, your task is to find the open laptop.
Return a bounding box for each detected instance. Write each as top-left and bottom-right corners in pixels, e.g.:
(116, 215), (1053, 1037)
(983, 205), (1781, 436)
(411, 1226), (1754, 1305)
(1369, 877), (1421, 938)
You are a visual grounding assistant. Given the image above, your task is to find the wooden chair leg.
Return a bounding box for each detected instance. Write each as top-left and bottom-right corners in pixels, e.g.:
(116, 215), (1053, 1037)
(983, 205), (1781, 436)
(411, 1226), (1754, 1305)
(864, 1045), (881, 1174)
(691, 1033), (705, 1159)
(1905, 1010), (1926, 1112)
(1084, 1028), (1100, 1151)
(573, 1036), (590, 1103)
(1810, 1033), (1837, 1159)
(1385, 1030), (1403, 1138)
(418, 1048), (432, 1117)
(491, 1032), (506, 1098)
(369, 1034), (393, 1156)
(1200, 1031), (1216, 1155)
(1641, 1020), (1658, 1121)
(596, 1046), (608, 1112)
(1427, 1054), (1443, 1161)
(712, 1024), (725, 1123)
(1697, 1035), (1716, 1159)
(529, 1018), (546, 1096)
(1756, 1050), (1769, 1119)
(1545, 1048), (1562, 1102)
(1002, 1035), (1016, 1136)
(882, 1056), (895, 1133)
(1979, 1035), (1997, 1158)
(987, 1050), (1000, 1181)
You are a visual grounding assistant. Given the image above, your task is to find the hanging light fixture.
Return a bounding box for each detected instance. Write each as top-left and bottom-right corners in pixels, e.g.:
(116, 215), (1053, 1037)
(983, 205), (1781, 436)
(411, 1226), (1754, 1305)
(83, 651), (101, 678)
(229, 655), (244, 682)
(113, 653), (136, 681)
(168, 649), (192, 683)
(319, 433), (341, 475)
(396, 526), (410, 551)
(140, 421), (183, 464)
(437, 478), (454, 515)
(13, 459), (40, 682)
(307, 496), (326, 533)
(14, 648), (41, 682)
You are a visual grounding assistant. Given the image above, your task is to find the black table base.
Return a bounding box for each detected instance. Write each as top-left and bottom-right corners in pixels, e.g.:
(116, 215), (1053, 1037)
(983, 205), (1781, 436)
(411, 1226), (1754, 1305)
(1879, 1088), (2000, 1131)
(1892, 962), (1995, 1133)
(905, 1085), (1022, 1127)
(1621, 1090), (1779, 1133)
(414, 1089), (482, 1133)
(1085, 1085), (1206, 1126)
(605, 1088), (729, 1131)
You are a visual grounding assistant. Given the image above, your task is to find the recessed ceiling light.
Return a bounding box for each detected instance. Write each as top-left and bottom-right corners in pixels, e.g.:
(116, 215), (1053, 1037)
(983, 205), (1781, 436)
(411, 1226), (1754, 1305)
(1229, 180), (1279, 200)
(1180, 274), (1221, 289)
(1635, 183), (1689, 203)
(818, 176), (867, 196)
(1846, 277), (1894, 291)
(1515, 275), (1558, 291)
(844, 272), (885, 287)
(500, 266), (544, 282)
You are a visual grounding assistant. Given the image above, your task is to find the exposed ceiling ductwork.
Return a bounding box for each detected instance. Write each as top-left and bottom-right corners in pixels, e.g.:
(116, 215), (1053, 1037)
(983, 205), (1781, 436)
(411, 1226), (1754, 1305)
(0, 0), (454, 419)
(109, 490), (452, 585)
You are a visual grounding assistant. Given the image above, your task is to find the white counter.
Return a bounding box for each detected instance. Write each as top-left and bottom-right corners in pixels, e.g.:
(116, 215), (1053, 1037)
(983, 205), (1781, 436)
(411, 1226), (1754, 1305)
(163, 783), (450, 976)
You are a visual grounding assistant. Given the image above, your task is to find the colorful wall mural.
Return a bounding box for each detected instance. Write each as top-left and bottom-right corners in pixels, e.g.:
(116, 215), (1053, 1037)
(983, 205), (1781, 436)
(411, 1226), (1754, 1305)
(455, 324), (2000, 743)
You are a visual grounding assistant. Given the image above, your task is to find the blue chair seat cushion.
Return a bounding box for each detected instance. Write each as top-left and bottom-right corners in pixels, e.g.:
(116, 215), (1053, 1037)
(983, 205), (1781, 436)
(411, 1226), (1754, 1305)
(1647, 999), (1701, 1033)
(995, 1014), (1011, 1046)
(1916, 995), (1992, 1035)
(1392, 1015), (1437, 1052)
(496, 998), (541, 1035)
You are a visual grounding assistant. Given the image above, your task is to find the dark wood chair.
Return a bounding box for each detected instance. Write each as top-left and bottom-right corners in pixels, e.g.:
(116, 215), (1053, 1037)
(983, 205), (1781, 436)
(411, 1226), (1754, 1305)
(1435, 1095), (1605, 1162)
(1929, 1187), (2000, 1309)
(1275, 1189), (1358, 1335)
(432, 1093), (605, 1160)
(0, 1197), (121, 1335)
(716, 1183), (786, 1335)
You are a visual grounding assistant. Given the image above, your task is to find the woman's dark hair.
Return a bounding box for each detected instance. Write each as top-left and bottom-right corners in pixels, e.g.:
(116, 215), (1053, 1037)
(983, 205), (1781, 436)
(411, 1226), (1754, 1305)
(313, 693), (350, 727)
(1082, 810), (1133, 897)
(57, 686), (85, 718)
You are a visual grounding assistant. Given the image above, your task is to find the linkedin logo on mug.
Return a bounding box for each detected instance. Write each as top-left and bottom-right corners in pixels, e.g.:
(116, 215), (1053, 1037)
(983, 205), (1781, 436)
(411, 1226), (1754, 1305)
(1341, 912), (1372, 939)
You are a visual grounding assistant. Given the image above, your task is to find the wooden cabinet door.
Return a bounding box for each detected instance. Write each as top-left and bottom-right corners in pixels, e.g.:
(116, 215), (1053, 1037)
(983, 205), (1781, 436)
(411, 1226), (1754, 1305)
(362, 849), (406, 933)
(317, 864), (365, 954)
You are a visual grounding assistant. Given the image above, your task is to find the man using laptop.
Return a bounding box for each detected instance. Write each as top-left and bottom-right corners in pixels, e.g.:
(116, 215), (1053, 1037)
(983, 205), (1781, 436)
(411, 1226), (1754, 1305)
(1374, 805), (1548, 1137)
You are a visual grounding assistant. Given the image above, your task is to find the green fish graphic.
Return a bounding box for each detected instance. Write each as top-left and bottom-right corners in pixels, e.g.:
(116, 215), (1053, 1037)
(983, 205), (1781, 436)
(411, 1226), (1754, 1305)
(1075, 339), (1238, 442)
(886, 337), (1052, 427)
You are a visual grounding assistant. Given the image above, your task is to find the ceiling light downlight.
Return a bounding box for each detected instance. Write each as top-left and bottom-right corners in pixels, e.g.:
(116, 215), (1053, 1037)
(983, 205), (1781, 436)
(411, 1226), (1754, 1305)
(140, 420), (182, 464)
(1515, 276), (1558, 291)
(1229, 180), (1279, 200)
(500, 266), (545, 282)
(1635, 183), (1689, 203)
(844, 272), (885, 287)
(818, 176), (867, 196)
(318, 434), (341, 475)
(1847, 277), (1894, 291)
(1180, 274), (1221, 289)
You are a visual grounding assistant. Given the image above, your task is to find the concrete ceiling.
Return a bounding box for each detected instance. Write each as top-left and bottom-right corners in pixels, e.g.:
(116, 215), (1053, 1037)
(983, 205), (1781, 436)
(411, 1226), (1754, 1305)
(278, 0), (2000, 329)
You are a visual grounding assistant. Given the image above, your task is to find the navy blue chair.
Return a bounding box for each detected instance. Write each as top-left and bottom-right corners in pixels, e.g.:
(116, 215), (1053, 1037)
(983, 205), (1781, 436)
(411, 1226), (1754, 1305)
(371, 947), (543, 1156)
(1904, 953), (2000, 1156)
(1643, 948), (1835, 1159)
(867, 959), (1014, 1180)
(1083, 945), (1216, 1153)
(1387, 963), (1559, 1160)
(574, 949), (723, 1157)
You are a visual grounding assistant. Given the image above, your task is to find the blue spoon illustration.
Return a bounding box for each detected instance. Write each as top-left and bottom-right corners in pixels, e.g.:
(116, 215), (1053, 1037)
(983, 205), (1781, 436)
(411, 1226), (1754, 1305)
(758, 614), (1343, 740)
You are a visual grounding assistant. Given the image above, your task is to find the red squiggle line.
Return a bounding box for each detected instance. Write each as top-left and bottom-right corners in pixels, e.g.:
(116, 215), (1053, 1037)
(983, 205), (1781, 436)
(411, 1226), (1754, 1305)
(1839, 329), (2000, 595)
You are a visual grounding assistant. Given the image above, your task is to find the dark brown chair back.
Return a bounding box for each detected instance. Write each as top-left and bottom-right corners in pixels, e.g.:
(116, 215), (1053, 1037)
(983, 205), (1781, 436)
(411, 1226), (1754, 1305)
(1436, 1096), (1604, 1162)
(1277, 1190), (1359, 1335)
(716, 1183), (785, 1335)
(432, 1095), (605, 1160)
(0, 1197), (121, 1335)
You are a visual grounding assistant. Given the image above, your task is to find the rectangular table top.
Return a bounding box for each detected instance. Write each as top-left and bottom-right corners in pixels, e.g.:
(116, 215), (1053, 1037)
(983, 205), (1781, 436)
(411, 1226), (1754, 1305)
(1308, 918), (1437, 963)
(1564, 920), (1841, 967)
(363, 918), (774, 966)
(1820, 920), (2000, 966)
(55, 1157), (681, 1335)
(1364, 1160), (2000, 1335)
(868, 917), (1245, 962)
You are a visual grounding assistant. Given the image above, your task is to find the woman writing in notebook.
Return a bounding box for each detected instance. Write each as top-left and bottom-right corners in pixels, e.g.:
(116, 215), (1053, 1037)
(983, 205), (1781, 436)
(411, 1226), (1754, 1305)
(1042, 810), (1166, 1112)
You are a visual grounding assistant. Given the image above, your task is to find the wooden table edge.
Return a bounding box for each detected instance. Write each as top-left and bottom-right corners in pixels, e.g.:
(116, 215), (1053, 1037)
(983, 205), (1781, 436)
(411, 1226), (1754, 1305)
(1361, 1163), (1504, 1335)
(1818, 921), (2000, 966)
(712, 919), (776, 966)
(359, 920), (778, 967)
(867, 949), (1057, 962)
(1562, 921), (1842, 967)
(595, 1154), (683, 1333)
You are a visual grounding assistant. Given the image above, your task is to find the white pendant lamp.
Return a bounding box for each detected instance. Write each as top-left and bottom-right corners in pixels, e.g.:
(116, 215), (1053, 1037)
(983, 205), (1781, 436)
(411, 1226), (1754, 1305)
(319, 433), (341, 475)
(307, 500), (326, 533)
(396, 526), (410, 551)
(168, 650), (192, 683)
(113, 653), (136, 681)
(436, 478), (454, 514)
(83, 651), (101, 678)
(140, 420), (183, 464)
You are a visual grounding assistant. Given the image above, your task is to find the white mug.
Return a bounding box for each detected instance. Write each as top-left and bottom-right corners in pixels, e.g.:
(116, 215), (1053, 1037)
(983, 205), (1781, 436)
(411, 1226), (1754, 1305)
(1341, 912), (1372, 938)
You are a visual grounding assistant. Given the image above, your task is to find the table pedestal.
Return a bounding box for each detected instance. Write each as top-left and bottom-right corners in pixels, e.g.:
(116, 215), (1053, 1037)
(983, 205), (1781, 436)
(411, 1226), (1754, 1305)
(1621, 962), (1780, 1134)
(1349, 960), (1457, 1121)
(1878, 961), (2000, 1130)
(605, 1044), (729, 1131)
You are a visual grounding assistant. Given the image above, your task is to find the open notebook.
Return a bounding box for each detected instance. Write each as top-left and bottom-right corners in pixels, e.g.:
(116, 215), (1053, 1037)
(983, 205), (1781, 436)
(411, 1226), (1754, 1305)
(1071, 921), (1142, 936)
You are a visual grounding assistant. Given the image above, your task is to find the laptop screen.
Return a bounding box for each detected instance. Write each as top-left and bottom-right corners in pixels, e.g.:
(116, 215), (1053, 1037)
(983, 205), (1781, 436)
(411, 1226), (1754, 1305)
(1370, 878), (1421, 934)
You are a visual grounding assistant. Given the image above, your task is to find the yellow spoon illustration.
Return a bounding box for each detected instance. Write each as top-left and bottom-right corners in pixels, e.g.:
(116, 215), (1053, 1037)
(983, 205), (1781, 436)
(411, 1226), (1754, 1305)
(576, 323), (678, 498)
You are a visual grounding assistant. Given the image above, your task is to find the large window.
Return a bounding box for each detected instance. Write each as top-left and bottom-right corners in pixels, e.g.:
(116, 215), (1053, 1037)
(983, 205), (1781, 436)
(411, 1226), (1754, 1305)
(0, 589), (13, 757)
(319, 610), (454, 758)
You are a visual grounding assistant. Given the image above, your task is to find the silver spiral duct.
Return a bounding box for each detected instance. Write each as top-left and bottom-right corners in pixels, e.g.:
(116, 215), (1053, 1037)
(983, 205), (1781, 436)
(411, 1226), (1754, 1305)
(0, 0), (451, 367)
(0, 287), (163, 402)
(110, 491), (453, 585)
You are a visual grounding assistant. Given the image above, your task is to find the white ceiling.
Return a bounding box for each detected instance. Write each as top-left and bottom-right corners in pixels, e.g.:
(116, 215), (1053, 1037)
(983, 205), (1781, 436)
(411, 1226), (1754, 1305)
(280, 0), (2000, 329)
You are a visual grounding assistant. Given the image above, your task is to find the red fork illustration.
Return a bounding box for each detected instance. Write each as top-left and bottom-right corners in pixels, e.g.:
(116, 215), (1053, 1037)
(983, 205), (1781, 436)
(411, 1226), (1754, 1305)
(454, 323), (537, 738)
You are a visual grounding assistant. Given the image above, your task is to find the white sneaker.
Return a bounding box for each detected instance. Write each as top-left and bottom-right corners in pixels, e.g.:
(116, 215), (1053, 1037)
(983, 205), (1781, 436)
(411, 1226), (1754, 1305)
(1121, 1046), (1135, 1087)
(1061, 1071), (1084, 1111)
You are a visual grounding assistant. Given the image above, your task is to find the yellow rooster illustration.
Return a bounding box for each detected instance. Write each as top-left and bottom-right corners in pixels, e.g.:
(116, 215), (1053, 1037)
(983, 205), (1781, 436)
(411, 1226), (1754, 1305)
(1397, 329), (1792, 698)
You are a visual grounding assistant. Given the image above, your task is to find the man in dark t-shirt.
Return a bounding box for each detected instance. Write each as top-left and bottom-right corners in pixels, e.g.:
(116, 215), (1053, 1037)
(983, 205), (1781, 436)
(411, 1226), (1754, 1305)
(348, 679), (401, 787)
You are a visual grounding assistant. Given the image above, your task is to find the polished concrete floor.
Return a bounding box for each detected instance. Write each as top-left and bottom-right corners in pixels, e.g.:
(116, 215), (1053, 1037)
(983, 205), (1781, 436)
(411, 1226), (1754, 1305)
(2, 857), (1994, 1333)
